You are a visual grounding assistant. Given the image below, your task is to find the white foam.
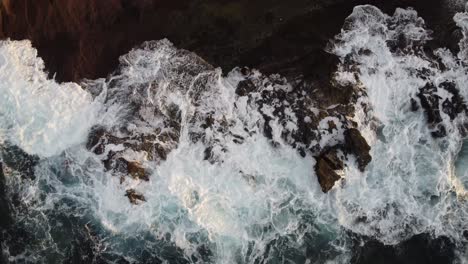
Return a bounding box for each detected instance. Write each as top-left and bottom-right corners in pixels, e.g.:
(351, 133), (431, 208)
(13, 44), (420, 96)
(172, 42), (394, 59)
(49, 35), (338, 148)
(3, 5), (468, 262)
(332, 5), (468, 245)
(0, 40), (99, 157)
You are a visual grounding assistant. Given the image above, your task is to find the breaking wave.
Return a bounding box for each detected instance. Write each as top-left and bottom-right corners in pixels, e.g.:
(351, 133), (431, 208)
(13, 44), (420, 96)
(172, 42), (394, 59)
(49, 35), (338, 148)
(1, 4), (468, 264)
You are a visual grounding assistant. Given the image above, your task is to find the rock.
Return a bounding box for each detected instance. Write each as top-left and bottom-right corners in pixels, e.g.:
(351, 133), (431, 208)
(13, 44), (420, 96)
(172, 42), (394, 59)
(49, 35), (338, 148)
(125, 189), (146, 205)
(127, 161), (149, 181)
(315, 148), (344, 193)
(431, 124), (447, 138)
(0, 0), (452, 84)
(344, 128), (371, 171)
(439, 81), (467, 120)
(0, 162), (12, 229)
(327, 120), (337, 133)
(410, 98), (419, 111)
(417, 83), (442, 125)
(86, 126), (106, 155)
(235, 79), (256, 96)
(415, 81), (467, 138)
(322, 148), (344, 170)
(86, 126), (128, 155)
(103, 152), (149, 181)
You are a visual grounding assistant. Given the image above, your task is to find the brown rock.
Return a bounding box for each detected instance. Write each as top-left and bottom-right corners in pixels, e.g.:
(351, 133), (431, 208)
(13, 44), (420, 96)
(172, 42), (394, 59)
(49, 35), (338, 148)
(316, 156), (342, 193)
(0, 0), (453, 84)
(127, 161), (149, 181)
(315, 148), (344, 193)
(125, 189), (146, 205)
(344, 128), (371, 171)
(327, 120), (337, 133)
(322, 148), (344, 170)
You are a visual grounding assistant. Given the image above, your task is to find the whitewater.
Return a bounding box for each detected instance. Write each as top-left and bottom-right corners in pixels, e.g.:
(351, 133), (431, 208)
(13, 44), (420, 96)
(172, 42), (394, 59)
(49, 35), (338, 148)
(1, 4), (468, 264)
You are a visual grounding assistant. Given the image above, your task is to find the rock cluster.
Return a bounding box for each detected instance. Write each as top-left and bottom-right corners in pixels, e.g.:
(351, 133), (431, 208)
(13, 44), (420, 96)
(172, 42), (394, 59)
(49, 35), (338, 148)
(415, 80), (467, 138)
(83, 40), (372, 196)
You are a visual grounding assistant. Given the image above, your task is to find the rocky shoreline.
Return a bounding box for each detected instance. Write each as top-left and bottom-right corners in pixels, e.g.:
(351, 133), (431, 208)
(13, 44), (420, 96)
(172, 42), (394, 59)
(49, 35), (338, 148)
(0, 0), (466, 263)
(0, 0), (461, 83)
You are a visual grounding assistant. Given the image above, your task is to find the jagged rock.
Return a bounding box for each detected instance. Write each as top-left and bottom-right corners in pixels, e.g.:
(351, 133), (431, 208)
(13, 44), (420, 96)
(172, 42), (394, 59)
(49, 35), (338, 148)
(315, 148), (344, 193)
(125, 189), (146, 205)
(104, 154), (149, 181)
(127, 161), (149, 181)
(415, 81), (467, 138)
(86, 126), (127, 155)
(439, 81), (467, 120)
(417, 83), (442, 125)
(86, 126), (107, 155)
(322, 148), (345, 170)
(235, 79), (256, 96)
(344, 128), (371, 171)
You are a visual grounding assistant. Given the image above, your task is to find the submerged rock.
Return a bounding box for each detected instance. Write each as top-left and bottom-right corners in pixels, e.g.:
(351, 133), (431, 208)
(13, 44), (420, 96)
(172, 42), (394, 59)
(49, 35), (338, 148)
(125, 189), (146, 205)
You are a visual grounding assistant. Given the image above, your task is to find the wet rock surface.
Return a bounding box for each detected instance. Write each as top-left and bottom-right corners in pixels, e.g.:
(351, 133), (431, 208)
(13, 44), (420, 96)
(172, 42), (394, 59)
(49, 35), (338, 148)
(315, 148), (344, 192)
(344, 128), (372, 171)
(0, 0), (465, 263)
(80, 39), (370, 197)
(415, 80), (467, 138)
(0, 0), (456, 83)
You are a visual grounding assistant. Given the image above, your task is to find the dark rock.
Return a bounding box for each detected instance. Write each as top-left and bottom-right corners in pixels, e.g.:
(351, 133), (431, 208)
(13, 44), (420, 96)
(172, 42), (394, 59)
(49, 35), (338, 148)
(439, 81), (467, 120)
(431, 124), (447, 138)
(344, 128), (371, 171)
(113, 157), (130, 174)
(410, 98), (419, 112)
(127, 161), (149, 181)
(86, 126), (129, 155)
(416, 81), (467, 138)
(0, 162), (12, 229)
(102, 152), (149, 181)
(86, 126), (107, 155)
(417, 82), (442, 125)
(0, 0), (454, 84)
(327, 120), (337, 133)
(235, 79), (256, 96)
(315, 148), (344, 193)
(125, 189), (146, 205)
(322, 148), (344, 170)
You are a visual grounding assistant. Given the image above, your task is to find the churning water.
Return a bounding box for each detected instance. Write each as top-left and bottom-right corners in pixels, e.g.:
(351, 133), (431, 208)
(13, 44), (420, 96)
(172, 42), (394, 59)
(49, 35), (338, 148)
(1, 4), (468, 264)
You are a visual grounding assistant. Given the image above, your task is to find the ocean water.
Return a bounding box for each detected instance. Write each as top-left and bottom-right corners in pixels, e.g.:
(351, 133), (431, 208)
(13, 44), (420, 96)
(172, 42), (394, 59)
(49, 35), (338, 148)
(1, 4), (468, 264)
